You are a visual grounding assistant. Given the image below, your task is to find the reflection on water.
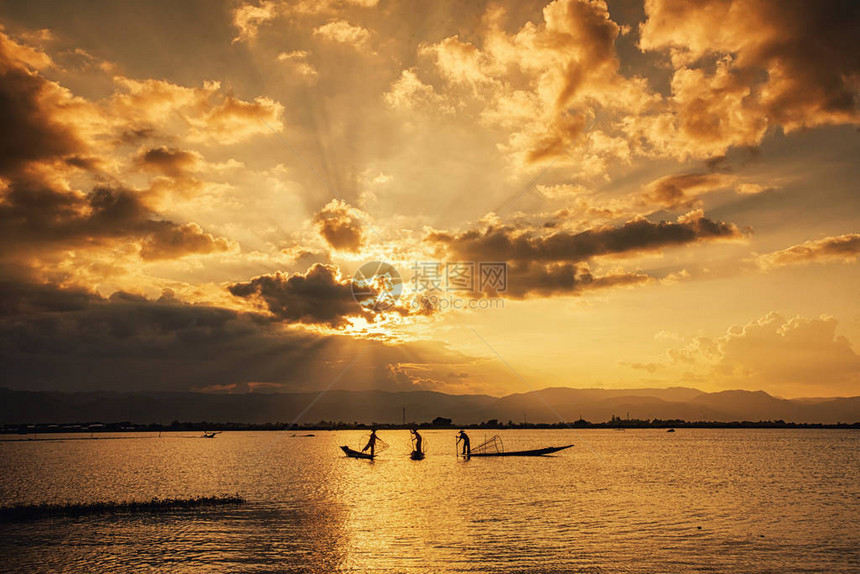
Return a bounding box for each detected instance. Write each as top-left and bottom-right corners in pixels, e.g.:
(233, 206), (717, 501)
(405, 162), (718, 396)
(1, 429), (858, 572)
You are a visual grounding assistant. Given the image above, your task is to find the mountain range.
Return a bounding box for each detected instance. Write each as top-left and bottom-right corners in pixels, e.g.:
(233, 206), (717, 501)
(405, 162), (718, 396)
(1, 387), (858, 425)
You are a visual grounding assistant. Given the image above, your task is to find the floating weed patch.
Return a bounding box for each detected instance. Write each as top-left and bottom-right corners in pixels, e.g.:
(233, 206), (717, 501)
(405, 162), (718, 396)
(0, 494), (246, 522)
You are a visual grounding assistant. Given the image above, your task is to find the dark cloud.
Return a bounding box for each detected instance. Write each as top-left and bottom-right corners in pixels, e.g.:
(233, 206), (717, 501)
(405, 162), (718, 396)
(0, 181), (232, 265)
(229, 263), (437, 326)
(0, 31), (232, 273)
(0, 279), (317, 392)
(312, 200), (364, 252)
(228, 264), (366, 327)
(751, 1), (860, 128)
(140, 222), (233, 261)
(0, 280), (93, 317)
(64, 155), (105, 171)
(136, 146), (201, 177)
(114, 127), (158, 145)
(503, 262), (650, 298)
(0, 279), (467, 393)
(426, 210), (741, 298)
(428, 210), (742, 264)
(0, 31), (83, 176)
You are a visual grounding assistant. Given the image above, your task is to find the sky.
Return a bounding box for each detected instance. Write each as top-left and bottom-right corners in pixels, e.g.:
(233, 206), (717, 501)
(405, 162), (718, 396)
(0, 0), (858, 399)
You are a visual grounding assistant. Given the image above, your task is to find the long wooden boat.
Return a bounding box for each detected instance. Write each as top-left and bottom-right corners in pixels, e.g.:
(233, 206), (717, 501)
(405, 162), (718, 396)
(468, 444), (573, 457)
(341, 446), (374, 459)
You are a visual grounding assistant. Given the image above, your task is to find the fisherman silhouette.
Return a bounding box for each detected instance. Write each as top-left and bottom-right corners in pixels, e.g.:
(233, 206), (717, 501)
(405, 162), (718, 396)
(410, 428), (423, 455)
(362, 429), (379, 457)
(456, 429), (471, 457)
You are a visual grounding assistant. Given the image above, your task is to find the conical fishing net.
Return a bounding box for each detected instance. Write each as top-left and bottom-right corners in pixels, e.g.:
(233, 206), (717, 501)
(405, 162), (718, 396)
(471, 435), (504, 455)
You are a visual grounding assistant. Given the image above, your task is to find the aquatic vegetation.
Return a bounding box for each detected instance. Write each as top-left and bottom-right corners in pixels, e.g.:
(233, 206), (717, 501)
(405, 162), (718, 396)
(0, 494), (246, 522)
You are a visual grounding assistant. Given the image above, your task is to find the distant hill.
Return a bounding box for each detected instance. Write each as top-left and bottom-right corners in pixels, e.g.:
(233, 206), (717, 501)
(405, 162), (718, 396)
(0, 387), (857, 425)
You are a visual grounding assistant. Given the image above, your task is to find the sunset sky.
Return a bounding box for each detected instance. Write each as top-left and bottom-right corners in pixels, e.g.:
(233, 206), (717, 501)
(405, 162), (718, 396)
(1, 0), (858, 398)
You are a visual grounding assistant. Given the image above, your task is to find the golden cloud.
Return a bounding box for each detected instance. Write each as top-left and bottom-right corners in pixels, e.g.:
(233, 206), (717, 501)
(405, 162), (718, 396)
(757, 234), (860, 269)
(231, 0), (278, 43)
(110, 78), (284, 144)
(416, 0), (648, 167)
(639, 0), (860, 148)
(392, 0), (859, 170)
(667, 312), (860, 396)
(642, 172), (737, 209)
(276, 50), (319, 82)
(231, 0), (380, 43)
(313, 19), (372, 49)
(384, 69), (454, 115)
(0, 30), (253, 287)
(312, 199), (366, 253)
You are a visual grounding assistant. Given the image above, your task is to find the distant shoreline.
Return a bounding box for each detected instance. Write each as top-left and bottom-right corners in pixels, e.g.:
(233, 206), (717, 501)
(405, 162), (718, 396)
(2, 419), (859, 436)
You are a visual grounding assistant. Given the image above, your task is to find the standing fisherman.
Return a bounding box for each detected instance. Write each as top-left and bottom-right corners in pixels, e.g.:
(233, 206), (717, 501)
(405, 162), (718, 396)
(410, 428), (423, 457)
(362, 428), (379, 457)
(456, 429), (471, 457)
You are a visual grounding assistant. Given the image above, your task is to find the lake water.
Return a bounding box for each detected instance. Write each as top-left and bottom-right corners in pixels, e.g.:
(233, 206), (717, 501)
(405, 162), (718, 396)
(0, 429), (858, 573)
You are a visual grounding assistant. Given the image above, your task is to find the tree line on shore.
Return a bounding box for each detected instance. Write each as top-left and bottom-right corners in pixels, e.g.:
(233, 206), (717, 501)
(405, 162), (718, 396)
(2, 415), (858, 434)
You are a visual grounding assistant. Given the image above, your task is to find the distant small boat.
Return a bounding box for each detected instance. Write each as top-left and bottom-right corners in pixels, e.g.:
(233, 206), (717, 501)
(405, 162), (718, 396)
(341, 446), (374, 459)
(469, 444), (573, 457)
(202, 431), (221, 438)
(667, 428), (675, 433)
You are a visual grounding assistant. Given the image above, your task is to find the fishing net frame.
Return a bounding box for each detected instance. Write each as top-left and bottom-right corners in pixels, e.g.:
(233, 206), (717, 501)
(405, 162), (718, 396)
(471, 435), (504, 455)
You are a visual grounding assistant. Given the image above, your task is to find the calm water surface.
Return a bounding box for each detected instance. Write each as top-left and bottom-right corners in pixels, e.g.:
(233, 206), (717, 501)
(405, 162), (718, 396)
(0, 429), (858, 573)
